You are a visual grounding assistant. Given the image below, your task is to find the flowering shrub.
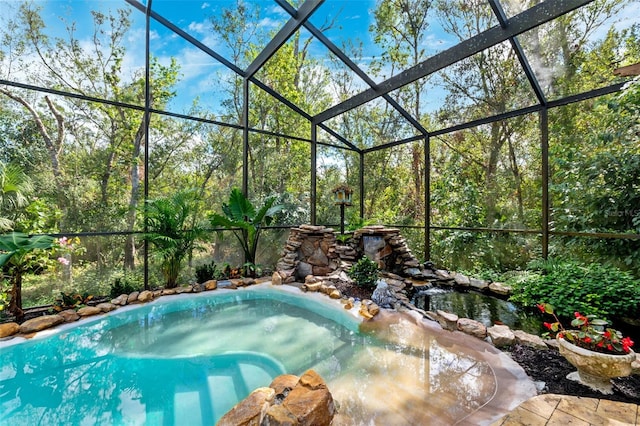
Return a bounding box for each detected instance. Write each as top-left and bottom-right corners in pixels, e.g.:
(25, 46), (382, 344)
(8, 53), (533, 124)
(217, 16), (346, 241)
(537, 303), (634, 355)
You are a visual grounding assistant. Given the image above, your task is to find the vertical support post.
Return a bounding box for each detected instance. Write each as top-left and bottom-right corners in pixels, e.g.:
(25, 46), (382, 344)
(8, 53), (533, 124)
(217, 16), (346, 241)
(359, 151), (365, 220)
(311, 122), (317, 225)
(541, 108), (549, 259)
(340, 204), (345, 234)
(143, 0), (153, 290)
(242, 78), (249, 196)
(424, 135), (431, 261)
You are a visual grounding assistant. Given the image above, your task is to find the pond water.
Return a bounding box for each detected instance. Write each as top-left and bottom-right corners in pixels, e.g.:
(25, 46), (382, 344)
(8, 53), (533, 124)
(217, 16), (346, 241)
(0, 285), (536, 425)
(412, 287), (544, 335)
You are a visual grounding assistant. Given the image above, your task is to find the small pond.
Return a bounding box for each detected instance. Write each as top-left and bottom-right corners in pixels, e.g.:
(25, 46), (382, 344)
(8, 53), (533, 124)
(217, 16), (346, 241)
(411, 287), (544, 335)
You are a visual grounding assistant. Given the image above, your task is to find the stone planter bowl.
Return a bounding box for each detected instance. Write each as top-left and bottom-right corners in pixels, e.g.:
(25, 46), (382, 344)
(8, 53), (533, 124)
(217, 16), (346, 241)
(557, 336), (636, 394)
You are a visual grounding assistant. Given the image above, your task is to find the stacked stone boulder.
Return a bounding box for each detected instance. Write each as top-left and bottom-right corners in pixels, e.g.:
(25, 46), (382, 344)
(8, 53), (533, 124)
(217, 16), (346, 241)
(276, 225), (444, 285)
(275, 225), (340, 284)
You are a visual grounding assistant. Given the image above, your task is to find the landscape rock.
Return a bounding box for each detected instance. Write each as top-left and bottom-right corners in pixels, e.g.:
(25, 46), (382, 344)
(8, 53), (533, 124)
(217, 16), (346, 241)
(469, 278), (489, 291)
(217, 387), (275, 426)
(488, 282), (511, 296)
(270, 370), (335, 426)
(435, 310), (459, 331)
(435, 269), (452, 280)
(269, 374), (299, 395)
(58, 309), (80, 322)
(457, 318), (487, 339)
(162, 288), (177, 295)
(137, 290), (153, 303)
(219, 370), (335, 426)
(19, 315), (64, 334)
(488, 324), (515, 347)
(97, 302), (117, 312)
(363, 300), (380, 316)
(77, 306), (103, 317)
(111, 294), (128, 305)
(241, 278), (256, 287)
(271, 272), (282, 285)
(265, 404), (299, 425)
(302, 282), (322, 292)
(176, 286), (192, 294)
(513, 330), (548, 350)
(0, 322), (20, 338)
(127, 291), (140, 304)
(371, 280), (397, 308)
(204, 279), (218, 291)
(453, 273), (471, 286)
(359, 302), (374, 320)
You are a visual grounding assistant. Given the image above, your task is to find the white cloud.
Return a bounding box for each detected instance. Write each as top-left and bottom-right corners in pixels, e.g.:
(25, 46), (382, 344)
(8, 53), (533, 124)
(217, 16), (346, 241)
(188, 21), (207, 35)
(257, 17), (281, 30)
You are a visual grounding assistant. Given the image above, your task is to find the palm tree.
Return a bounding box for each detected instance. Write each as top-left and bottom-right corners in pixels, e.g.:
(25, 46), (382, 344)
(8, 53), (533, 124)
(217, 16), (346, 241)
(0, 162), (34, 231)
(143, 189), (209, 288)
(209, 188), (283, 277)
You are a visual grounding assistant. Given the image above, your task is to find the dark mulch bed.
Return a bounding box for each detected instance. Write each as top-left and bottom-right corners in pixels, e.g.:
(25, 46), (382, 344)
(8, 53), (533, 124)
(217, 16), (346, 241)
(338, 282), (640, 405)
(509, 344), (640, 404)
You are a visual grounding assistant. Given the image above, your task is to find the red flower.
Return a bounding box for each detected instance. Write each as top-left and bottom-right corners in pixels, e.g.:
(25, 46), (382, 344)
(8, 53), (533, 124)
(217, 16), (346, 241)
(543, 322), (552, 330)
(537, 304), (546, 313)
(603, 330), (611, 339)
(582, 337), (592, 344)
(574, 312), (581, 318)
(607, 344), (613, 351)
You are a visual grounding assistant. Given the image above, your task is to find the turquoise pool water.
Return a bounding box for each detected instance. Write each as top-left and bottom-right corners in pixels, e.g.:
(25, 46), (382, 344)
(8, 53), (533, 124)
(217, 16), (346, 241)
(0, 285), (536, 425)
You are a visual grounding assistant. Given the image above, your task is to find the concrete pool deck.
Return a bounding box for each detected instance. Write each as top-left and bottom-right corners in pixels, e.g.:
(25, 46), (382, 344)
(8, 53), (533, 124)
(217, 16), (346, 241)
(491, 394), (640, 425)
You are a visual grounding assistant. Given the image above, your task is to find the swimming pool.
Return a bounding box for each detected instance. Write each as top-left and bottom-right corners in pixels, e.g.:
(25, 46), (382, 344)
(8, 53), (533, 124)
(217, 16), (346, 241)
(0, 284), (536, 425)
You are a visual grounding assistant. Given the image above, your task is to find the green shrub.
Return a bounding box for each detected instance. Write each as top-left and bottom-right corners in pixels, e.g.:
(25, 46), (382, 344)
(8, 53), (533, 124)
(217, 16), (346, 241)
(195, 260), (222, 283)
(52, 291), (93, 311)
(348, 257), (380, 289)
(509, 259), (640, 320)
(109, 276), (141, 298)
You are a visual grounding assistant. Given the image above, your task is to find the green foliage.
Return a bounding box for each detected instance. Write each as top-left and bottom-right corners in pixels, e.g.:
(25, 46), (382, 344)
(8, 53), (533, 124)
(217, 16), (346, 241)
(209, 188), (283, 277)
(509, 259), (640, 320)
(0, 162), (33, 231)
(348, 257), (380, 290)
(537, 303), (634, 355)
(0, 279), (9, 315)
(195, 260), (224, 283)
(109, 275), (141, 298)
(0, 232), (56, 317)
(52, 291), (94, 312)
(143, 189), (209, 288)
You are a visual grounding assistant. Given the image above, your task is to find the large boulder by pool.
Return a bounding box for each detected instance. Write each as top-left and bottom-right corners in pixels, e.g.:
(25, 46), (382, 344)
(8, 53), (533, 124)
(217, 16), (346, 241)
(19, 314), (64, 334)
(218, 369), (336, 426)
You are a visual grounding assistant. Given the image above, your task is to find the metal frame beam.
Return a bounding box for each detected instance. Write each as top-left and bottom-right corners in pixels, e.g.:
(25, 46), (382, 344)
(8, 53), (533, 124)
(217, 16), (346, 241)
(275, 0), (428, 137)
(245, 0), (324, 78)
(541, 108), (549, 258)
(125, 0), (244, 77)
(488, 0), (547, 105)
(315, 0), (594, 123)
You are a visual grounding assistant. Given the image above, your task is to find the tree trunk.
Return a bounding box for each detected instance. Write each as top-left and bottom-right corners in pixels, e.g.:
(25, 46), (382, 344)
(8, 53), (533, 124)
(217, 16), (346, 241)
(9, 270), (24, 320)
(485, 122), (506, 225)
(123, 115), (146, 270)
(508, 137), (525, 223)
